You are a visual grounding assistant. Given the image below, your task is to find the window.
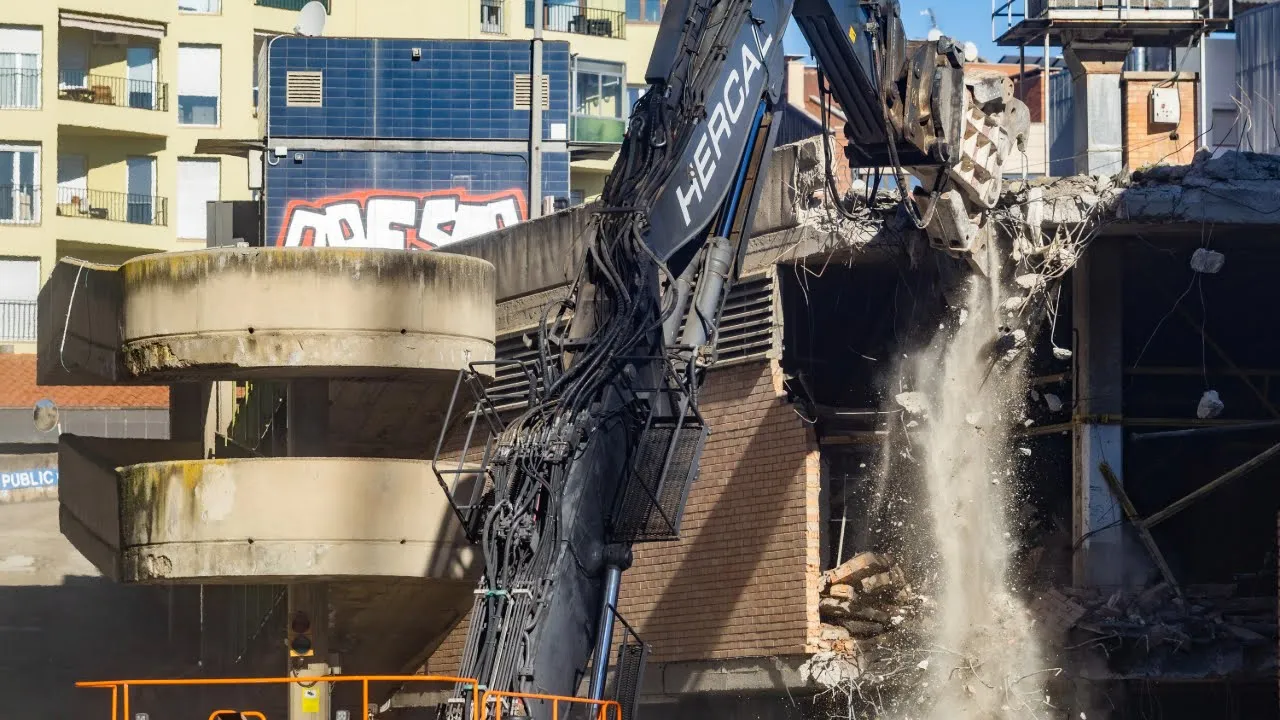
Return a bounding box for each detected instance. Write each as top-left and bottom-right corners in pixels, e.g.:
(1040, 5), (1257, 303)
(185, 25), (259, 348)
(626, 84), (646, 118)
(481, 0), (504, 33)
(177, 158), (219, 239)
(179, 0), (221, 12)
(1211, 107), (1240, 148)
(58, 36), (88, 90)
(574, 59), (624, 119)
(0, 143), (39, 224)
(56, 154), (86, 211)
(126, 155), (157, 225)
(0, 26), (42, 109)
(0, 257), (39, 342)
(178, 44), (221, 125)
(626, 0), (663, 22)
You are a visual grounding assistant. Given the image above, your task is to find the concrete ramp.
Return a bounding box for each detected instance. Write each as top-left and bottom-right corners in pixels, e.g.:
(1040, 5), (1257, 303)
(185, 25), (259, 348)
(38, 248), (497, 384)
(58, 435), (476, 584)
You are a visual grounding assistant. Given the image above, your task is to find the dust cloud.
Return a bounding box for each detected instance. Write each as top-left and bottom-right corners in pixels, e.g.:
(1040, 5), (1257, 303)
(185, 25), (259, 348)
(898, 261), (1049, 719)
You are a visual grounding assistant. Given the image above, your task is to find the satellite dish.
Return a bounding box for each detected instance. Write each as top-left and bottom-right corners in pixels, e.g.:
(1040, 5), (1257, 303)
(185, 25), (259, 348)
(294, 1), (327, 37)
(33, 398), (60, 433)
(927, 28), (943, 42)
(963, 41), (980, 63)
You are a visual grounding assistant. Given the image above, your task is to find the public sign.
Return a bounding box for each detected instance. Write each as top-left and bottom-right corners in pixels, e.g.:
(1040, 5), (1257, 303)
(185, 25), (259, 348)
(0, 468), (58, 490)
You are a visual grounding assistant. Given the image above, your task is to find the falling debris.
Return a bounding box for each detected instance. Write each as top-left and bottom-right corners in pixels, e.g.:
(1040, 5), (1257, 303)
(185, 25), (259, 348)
(1052, 347), (1073, 361)
(895, 392), (930, 417)
(1197, 390), (1224, 419)
(1015, 274), (1044, 290)
(1190, 248), (1225, 274)
(1044, 393), (1064, 412)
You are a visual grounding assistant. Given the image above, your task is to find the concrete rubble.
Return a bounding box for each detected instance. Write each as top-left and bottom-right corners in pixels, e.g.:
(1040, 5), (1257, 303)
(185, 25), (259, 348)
(1031, 582), (1278, 678)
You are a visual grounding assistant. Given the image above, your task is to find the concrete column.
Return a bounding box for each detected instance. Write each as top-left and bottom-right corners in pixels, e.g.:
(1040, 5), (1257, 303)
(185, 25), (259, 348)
(1072, 242), (1148, 590)
(288, 584), (331, 720)
(287, 379), (330, 458)
(170, 382), (214, 457)
(1064, 43), (1130, 176)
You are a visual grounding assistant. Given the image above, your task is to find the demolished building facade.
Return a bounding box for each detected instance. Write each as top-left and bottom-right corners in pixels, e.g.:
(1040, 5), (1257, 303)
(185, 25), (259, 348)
(16, 125), (1280, 718)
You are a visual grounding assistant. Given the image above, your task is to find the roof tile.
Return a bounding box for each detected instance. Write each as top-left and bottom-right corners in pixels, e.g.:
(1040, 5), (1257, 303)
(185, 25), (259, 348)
(0, 354), (168, 409)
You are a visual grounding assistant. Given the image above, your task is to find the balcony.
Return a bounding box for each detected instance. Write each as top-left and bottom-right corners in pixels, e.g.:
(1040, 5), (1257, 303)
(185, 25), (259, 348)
(0, 185), (40, 225)
(55, 187), (168, 226)
(0, 300), (37, 343)
(526, 1), (626, 39)
(572, 113), (626, 143)
(256, 0), (330, 11)
(481, 0), (505, 33)
(58, 71), (168, 112)
(0, 68), (41, 109)
(993, 0), (1232, 45)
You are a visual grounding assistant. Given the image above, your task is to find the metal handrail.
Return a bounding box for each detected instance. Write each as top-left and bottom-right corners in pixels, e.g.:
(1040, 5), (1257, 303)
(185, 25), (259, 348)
(55, 186), (168, 226)
(482, 689), (622, 720)
(527, 1), (626, 39)
(0, 300), (37, 343)
(77, 674), (481, 720)
(58, 70), (169, 112)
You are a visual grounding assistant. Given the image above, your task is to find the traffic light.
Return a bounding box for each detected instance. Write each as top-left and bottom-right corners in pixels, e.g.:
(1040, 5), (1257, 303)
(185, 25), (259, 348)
(288, 610), (314, 657)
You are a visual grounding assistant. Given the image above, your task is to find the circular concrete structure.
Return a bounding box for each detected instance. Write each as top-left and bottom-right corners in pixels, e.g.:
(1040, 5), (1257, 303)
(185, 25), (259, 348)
(100, 457), (478, 584)
(118, 247), (496, 380)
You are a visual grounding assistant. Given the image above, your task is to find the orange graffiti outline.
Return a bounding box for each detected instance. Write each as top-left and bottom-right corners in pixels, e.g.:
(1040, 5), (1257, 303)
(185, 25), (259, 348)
(275, 187), (529, 249)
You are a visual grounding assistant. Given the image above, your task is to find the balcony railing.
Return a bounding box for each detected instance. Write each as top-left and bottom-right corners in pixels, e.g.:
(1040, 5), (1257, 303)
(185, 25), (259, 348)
(482, 0), (506, 33)
(0, 68), (41, 109)
(527, 1), (626, 39)
(256, 0), (330, 11)
(0, 300), (37, 343)
(58, 71), (169, 112)
(572, 113), (626, 143)
(55, 187), (168, 226)
(0, 185), (40, 225)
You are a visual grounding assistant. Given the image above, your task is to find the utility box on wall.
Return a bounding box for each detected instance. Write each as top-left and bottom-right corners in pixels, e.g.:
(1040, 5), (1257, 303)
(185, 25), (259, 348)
(1150, 85), (1181, 125)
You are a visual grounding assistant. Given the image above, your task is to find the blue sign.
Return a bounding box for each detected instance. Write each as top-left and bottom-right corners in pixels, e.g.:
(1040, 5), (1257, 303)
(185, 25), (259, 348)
(0, 468), (58, 490)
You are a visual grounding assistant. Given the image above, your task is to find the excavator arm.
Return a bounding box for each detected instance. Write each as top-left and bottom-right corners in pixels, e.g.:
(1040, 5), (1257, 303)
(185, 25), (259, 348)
(433, 3), (1027, 718)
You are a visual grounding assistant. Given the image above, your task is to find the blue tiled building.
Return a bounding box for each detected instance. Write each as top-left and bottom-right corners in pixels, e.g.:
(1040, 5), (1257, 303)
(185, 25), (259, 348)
(263, 36), (572, 249)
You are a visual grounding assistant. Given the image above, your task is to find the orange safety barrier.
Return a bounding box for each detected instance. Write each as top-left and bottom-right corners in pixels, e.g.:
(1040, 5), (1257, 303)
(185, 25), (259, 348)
(76, 675), (480, 720)
(481, 689), (622, 720)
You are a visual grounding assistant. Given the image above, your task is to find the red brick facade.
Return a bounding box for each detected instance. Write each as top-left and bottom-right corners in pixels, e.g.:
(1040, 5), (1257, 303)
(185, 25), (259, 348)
(428, 358), (820, 671)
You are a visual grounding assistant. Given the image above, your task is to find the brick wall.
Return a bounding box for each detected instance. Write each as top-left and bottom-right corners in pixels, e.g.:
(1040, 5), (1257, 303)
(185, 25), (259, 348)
(427, 358), (821, 671)
(1123, 74), (1199, 170)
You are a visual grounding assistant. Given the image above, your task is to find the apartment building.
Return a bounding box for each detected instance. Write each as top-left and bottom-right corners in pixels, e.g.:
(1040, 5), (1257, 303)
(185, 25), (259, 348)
(0, 0), (665, 352)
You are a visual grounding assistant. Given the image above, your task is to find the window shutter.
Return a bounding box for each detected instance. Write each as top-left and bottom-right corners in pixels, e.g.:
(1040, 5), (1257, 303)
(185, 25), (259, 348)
(0, 27), (42, 56)
(178, 44), (221, 98)
(286, 71), (323, 107)
(177, 158), (220, 239)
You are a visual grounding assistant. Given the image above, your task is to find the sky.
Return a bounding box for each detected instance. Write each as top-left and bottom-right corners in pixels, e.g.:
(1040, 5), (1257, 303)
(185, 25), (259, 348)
(782, 0), (1014, 65)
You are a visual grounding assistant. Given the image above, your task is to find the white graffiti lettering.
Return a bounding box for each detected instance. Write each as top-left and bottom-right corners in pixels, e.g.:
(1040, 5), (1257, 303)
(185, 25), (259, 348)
(676, 32), (773, 227)
(277, 189), (528, 250)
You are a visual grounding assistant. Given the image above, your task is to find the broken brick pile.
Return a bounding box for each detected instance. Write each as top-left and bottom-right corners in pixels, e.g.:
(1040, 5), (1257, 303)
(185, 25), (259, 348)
(815, 551), (918, 655)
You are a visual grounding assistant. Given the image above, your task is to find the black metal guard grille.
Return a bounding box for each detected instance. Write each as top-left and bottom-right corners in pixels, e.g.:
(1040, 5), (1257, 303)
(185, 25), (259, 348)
(612, 640), (649, 720)
(609, 419), (708, 543)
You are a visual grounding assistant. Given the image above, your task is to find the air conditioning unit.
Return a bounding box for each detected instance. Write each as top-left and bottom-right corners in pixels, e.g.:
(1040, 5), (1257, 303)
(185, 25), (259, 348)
(93, 32), (128, 46)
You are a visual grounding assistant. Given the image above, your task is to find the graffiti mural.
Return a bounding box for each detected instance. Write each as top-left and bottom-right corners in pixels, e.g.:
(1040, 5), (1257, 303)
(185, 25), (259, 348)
(276, 188), (528, 250)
